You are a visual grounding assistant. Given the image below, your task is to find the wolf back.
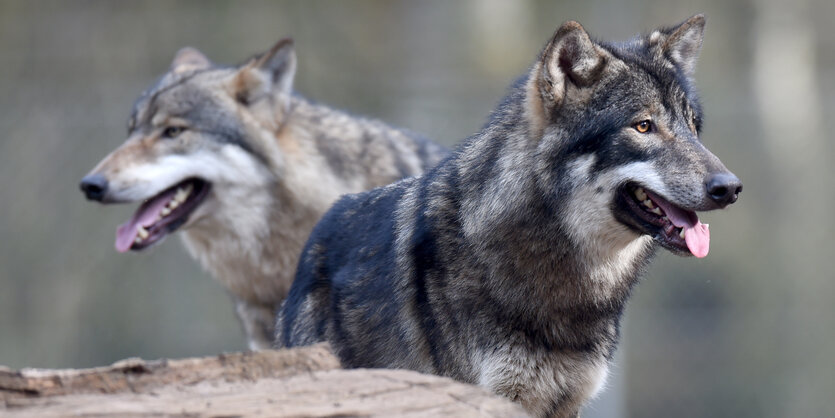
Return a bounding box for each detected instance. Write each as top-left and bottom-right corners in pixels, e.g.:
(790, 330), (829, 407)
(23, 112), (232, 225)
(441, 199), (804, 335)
(80, 39), (447, 350)
(277, 15), (741, 417)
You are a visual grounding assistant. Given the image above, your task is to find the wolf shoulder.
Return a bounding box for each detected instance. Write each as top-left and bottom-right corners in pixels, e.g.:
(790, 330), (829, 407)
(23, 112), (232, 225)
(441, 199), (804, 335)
(276, 177), (415, 348)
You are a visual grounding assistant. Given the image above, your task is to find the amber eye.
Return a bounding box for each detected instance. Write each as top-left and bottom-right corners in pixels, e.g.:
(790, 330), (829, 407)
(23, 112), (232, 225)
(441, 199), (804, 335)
(634, 120), (652, 133)
(162, 126), (186, 138)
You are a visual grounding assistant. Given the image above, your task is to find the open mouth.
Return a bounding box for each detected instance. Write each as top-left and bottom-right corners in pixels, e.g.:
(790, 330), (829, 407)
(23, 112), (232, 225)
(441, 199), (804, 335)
(115, 178), (211, 252)
(614, 183), (710, 258)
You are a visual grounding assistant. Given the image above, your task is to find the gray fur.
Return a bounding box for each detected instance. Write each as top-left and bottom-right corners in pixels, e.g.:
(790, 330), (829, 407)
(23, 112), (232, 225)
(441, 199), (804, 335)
(277, 15), (740, 417)
(81, 39), (447, 350)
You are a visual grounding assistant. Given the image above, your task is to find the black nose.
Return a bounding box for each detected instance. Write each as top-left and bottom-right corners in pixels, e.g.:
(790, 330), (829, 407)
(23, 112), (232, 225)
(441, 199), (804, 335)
(705, 172), (742, 207)
(80, 174), (108, 201)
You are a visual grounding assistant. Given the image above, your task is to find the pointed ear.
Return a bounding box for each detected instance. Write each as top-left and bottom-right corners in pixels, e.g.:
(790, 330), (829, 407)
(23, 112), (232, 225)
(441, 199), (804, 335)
(660, 14), (705, 77)
(251, 38), (297, 97)
(526, 21), (607, 129)
(548, 22), (606, 87)
(234, 38), (297, 114)
(170, 47), (211, 74)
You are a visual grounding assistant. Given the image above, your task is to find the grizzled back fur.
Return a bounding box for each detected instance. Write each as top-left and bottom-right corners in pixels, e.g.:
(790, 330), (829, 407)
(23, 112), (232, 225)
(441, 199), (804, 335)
(277, 15), (740, 418)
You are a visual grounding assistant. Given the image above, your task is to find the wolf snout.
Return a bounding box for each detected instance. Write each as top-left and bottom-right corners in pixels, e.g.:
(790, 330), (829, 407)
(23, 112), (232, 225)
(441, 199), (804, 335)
(80, 174), (109, 201)
(705, 172), (742, 207)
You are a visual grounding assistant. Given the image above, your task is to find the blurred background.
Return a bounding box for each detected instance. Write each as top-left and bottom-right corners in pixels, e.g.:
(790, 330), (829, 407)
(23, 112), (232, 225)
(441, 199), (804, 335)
(0, 1), (833, 417)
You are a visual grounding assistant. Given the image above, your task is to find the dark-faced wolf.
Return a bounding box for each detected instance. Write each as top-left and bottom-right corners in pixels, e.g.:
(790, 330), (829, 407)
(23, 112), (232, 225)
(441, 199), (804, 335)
(278, 15), (741, 417)
(79, 39), (447, 350)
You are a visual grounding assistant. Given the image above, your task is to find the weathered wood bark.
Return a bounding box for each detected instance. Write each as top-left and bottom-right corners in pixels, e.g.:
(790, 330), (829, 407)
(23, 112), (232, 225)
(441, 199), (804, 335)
(0, 344), (527, 417)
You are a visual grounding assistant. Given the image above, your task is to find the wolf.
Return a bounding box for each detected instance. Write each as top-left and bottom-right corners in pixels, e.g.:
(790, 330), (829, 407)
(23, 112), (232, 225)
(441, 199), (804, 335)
(79, 39), (447, 350)
(277, 15), (741, 417)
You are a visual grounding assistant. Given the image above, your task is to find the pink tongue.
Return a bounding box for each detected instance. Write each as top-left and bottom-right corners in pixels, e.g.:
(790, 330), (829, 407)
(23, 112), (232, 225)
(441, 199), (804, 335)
(114, 189), (177, 253)
(645, 191), (710, 258)
(683, 223), (710, 258)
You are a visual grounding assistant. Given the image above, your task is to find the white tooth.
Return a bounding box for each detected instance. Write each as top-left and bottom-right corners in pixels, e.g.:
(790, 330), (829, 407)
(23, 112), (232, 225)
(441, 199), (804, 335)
(134, 237), (142, 244)
(651, 207), (662, 215)
(635, 188), (647, 201)
(137, 226), (149, 239)
(662, 216), (668, 221)
(643, 199), (654, 209)
(168, 199), (179, 209)
(161, 207), (171, 216)
(679, 228), (686, 239)
(175, 184), (192, 202)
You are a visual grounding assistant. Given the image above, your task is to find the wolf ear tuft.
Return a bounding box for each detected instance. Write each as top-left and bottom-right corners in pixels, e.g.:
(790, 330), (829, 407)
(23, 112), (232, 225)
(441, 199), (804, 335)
(539, 21), (606, 98)
(233, 38), (297, 121)
(235, 38), (297, 116)
(526, 21), (606, 129)
(170, 47), (211, 74)
(252, 38), (297, 97)
(661, 14), (706, 78)
(550, 21), (606, 88)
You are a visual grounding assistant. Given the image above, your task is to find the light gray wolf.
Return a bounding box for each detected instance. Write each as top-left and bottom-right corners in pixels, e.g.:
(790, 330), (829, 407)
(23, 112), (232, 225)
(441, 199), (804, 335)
(79, 39), (447, 350)
(277, 15), (741, 417)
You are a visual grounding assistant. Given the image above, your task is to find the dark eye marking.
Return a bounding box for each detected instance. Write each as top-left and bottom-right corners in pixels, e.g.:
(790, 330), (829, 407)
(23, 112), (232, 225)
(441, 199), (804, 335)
(161, 126), (186, 139)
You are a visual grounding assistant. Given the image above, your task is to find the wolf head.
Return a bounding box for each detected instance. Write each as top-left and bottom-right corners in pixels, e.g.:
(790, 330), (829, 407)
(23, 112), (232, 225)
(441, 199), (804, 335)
(525, 15), (741, 258)
(80, 39), (298, 252)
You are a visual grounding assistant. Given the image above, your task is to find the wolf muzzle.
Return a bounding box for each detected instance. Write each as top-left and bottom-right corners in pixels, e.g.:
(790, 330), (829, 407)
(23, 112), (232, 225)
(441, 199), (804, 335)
(705, 172), (742, 207)
(80, 174), (108, 202)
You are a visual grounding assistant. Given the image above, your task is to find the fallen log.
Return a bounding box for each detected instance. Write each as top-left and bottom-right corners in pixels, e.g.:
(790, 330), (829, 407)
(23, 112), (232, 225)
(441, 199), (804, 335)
(0, 343), (527, 417)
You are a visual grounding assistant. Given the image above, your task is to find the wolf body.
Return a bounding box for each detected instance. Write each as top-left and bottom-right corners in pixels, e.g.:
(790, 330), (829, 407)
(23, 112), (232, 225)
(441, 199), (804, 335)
(80, 40), (447, 350)
(277, 16), (741, 417)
